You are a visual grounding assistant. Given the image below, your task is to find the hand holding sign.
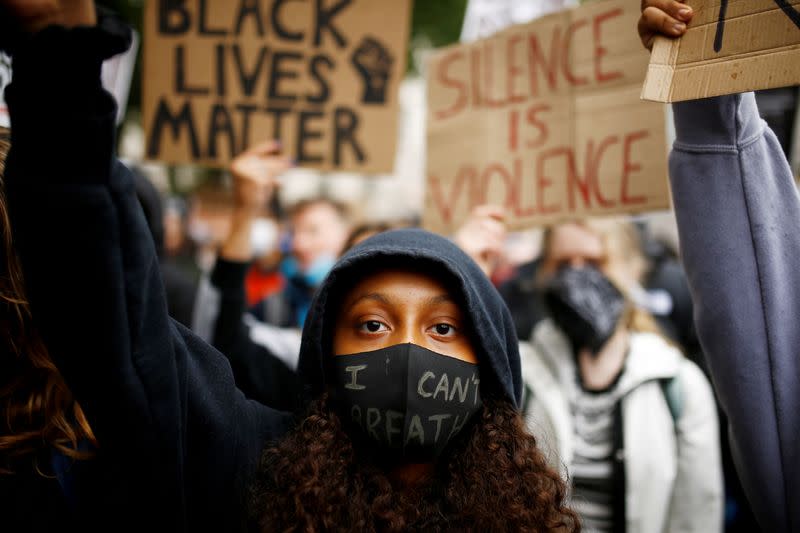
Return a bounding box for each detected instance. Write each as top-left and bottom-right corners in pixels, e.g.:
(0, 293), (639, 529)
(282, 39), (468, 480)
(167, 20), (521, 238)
(641, 0), (800, 102)
(637, 0), (693, 50)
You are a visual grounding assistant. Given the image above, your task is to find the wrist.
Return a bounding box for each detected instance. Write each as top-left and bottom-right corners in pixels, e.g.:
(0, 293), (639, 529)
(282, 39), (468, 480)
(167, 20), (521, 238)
(36, 2), (97, 32)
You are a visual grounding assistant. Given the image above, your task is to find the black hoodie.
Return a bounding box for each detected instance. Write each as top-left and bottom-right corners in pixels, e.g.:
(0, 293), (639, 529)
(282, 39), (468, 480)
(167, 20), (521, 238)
(3, 14), (523, 533)
(298, 228), (523, 408)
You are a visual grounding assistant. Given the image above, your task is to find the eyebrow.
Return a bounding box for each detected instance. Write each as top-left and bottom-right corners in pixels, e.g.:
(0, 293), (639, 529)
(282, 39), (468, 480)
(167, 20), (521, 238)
(344, 293), (457, 312)
(344, 293), (390, 312)
(426, 294), (456, 306)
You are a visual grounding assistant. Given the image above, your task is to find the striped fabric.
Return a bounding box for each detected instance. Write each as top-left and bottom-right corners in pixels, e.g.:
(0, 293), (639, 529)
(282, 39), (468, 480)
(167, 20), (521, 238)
(568, 378), (624, 533)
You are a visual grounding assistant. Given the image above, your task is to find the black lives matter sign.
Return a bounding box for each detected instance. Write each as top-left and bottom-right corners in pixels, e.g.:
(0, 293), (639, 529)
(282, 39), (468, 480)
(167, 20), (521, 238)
(143, 1), (411, 172)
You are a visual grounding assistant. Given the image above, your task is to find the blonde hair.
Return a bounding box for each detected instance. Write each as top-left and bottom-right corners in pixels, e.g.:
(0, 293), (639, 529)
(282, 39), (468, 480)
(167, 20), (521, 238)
(0, 130), (97, 474)
(540, 217), (665, 337)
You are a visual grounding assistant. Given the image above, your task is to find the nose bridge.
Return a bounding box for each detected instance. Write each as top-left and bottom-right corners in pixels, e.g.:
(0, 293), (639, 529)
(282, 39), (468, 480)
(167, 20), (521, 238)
(570, 257), (585, 269)
(395, 315), (425, 346)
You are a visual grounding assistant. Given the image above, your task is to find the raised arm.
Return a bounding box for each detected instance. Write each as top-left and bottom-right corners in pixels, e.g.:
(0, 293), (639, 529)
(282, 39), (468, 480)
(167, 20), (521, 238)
(3, 6), (289, 530)
(211, 144), (304, 411)
(669, 92), (800, 533)
(638, 2), (800, 529)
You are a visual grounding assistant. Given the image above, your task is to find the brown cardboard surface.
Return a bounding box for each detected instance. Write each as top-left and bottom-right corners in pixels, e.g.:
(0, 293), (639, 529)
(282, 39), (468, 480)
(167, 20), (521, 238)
(424, 0), (669, 234)
(143, 0), (411, 172)
(642, 0), (800, 103)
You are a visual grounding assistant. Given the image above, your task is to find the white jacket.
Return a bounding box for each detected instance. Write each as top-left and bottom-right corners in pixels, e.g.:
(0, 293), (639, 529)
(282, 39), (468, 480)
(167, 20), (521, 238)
(520, 320), (723, 533)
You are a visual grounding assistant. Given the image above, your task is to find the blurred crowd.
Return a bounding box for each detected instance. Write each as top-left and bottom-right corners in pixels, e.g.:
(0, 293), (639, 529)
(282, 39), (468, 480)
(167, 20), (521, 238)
(1, 1), (799, 532)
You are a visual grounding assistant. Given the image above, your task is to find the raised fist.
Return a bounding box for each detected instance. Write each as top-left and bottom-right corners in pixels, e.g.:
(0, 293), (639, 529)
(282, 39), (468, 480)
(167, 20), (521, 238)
(350, 36), (394, 104)
(229, 140), (292, 212)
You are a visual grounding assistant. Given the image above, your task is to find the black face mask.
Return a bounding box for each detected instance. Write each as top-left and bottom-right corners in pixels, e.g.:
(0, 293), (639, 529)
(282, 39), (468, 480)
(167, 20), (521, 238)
(544, 266), (626, 355)
(331, 343), (482, 462)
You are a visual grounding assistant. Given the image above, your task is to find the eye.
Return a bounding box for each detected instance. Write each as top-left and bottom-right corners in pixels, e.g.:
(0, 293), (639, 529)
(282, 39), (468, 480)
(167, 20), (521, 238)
(429, 323), (457, 337)
(359, 320), (388, 333)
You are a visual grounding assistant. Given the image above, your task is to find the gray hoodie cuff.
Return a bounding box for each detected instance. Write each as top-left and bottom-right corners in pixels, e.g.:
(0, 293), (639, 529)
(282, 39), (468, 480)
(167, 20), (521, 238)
(672, 93), (763, 149)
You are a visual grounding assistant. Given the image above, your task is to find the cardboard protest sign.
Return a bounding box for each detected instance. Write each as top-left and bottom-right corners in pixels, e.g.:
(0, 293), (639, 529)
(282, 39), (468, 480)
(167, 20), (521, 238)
(425, 0), (669, 233)
(143, 0), (411, 173)
(642, 0), (800, 103)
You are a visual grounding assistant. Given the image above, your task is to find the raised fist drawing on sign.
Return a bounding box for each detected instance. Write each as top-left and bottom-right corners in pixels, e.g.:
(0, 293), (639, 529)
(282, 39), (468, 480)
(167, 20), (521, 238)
(350, 36), (394, 104)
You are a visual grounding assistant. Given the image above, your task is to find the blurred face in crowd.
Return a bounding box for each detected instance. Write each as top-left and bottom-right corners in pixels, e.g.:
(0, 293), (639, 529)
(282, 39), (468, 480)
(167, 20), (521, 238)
(291, 201), (349, 271)
(333, 269), (477, 364)
(542, 222), (606, 276)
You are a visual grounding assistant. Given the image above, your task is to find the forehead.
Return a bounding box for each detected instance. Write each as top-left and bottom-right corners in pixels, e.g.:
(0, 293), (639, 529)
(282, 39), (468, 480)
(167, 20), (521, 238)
(292, 202), (341, 226)
(548, 223), (604, 260)
(340, 268), (456, 305)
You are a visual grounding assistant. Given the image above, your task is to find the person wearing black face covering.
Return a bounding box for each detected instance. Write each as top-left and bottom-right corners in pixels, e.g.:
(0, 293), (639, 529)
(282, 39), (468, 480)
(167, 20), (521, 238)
(1, 4), (581, 530)
(519, 220), (722, 533)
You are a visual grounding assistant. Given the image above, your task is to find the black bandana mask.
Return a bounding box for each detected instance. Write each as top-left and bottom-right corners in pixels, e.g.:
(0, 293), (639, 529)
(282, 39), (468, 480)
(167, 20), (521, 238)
(544, 266), (626, 355)
(331, 343), (482, 461)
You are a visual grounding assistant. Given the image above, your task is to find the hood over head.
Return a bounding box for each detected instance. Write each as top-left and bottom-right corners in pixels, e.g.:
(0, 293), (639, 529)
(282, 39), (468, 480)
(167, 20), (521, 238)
(296, 228), (523, 408)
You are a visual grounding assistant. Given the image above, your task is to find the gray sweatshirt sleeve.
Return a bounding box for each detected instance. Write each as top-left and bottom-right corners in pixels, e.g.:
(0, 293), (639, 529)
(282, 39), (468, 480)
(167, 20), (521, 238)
(669, 93), (800, 532)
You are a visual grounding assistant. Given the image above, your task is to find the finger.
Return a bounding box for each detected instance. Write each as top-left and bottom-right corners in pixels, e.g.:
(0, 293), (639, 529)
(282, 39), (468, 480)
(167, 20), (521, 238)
(641, 5), (687, 38)
(642, 0), (693, 21)
(471, 204), (507, 222)
(478, 218), (506, 241)
(243, 139), (283, 157)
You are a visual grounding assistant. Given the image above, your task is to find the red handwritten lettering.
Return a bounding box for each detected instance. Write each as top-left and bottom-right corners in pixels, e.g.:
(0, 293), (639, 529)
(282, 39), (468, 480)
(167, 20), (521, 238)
(621, 130), (648, 205)
(562, 19), (589, 86)
(433, 51), (467, 120)
(593, 9), (624, 84)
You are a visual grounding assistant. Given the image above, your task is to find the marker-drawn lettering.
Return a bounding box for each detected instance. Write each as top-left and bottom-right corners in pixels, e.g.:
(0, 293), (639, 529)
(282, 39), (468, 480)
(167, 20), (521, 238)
(448, 414), (466, 440)
(385, 410), (403, 445)
(366, 408), (381, 440)
(433, 373), (450, 401)
(429, 414), (452, 442)
(344, 364), (367, 390)
(406, 414), (425, 445)
(417, 371), (435, 398)
(350, 404), (362, 427)
(449, 376), (469, 403)
(715, 0), (800, 52)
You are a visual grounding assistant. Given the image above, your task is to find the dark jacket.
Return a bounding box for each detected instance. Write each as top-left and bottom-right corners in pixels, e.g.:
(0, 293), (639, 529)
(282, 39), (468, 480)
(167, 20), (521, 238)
(3, 16), (524, 533)
(4, 19), (291, 532)
(211, 258), (304, 412)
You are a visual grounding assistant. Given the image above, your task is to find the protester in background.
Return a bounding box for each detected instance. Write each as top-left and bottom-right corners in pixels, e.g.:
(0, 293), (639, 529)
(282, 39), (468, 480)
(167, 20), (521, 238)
(2, 4), (580, 530)
(641, 1), (800, 530)
(343, 221), (401, 251)
(210, 140), (304, 411)
(520, 219), (723, 532)
(249, 196), (350, 328)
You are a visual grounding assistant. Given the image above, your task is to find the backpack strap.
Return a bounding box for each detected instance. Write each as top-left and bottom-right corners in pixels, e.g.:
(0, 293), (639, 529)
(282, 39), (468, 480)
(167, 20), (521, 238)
(660, 375), (684, 424)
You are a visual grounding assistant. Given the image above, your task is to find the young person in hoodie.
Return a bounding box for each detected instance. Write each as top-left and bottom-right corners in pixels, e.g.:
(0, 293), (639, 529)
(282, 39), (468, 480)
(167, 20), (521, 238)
(640, 2), (800, 531)
(1, 2), (579, 531)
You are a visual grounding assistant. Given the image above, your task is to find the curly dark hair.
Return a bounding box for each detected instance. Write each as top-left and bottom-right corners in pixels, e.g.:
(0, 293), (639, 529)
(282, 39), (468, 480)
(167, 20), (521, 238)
(250, 395), (580, 532)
